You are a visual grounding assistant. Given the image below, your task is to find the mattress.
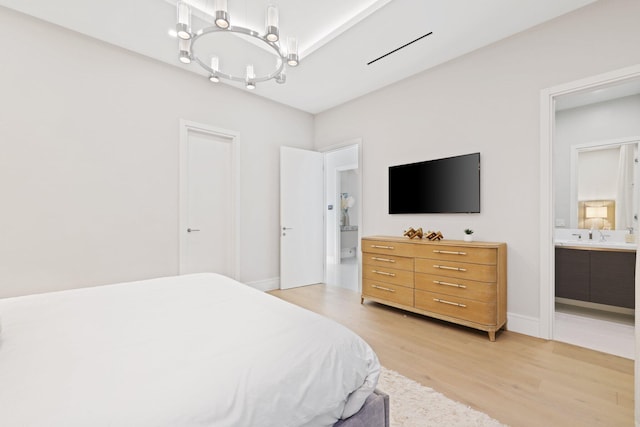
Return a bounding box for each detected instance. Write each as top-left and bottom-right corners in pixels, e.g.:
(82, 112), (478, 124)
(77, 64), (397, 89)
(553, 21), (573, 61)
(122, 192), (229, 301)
(0, 273), (380, 426)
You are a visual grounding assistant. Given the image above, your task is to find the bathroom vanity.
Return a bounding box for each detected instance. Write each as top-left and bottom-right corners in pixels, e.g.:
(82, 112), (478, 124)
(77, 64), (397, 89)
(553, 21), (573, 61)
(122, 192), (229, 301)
(555, 239), (636, 309)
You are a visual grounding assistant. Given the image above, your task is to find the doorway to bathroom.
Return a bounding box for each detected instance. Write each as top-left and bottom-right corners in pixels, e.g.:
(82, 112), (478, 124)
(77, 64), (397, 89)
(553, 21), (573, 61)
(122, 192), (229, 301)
(541, 65), (640, 359)
(323, 141), (361, 292)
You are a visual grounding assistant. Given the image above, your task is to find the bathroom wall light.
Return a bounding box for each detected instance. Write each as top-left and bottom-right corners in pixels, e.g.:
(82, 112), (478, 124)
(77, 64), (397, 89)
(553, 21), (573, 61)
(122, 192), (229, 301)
(585, 206), (608, 229)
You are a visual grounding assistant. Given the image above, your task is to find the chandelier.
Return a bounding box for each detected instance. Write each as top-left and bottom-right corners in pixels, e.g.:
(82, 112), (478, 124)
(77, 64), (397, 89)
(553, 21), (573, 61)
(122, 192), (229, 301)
(175, 0), (300, 89)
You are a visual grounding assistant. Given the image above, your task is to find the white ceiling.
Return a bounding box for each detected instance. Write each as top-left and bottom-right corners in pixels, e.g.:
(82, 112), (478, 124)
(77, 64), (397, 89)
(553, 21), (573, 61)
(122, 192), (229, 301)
(556, 79), (640, 111)
(0, 0), (598, 114)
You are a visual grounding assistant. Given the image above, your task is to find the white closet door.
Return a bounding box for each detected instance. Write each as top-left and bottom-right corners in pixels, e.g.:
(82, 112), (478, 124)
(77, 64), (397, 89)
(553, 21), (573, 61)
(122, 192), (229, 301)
(180, 124), (237, 278)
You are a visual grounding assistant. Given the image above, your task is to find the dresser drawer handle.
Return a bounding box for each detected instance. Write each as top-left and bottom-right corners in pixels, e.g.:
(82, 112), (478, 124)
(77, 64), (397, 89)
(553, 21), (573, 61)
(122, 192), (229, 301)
(433, 265), (467, 272)
(371, 245), (395, 250)
(371, 257), (395, 263)
(434, 280), (467, 289)
(371, 284), (396, 293)
(372, 270), (396, 277)
(433, 298), (466, 308)
(433, 250), (467, 256)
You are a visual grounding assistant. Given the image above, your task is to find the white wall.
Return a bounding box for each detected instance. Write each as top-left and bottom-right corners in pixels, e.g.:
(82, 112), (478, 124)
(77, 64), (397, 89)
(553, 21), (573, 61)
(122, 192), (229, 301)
(313, 0), (640, 328)
(554, 95), (640, 227)
(0, 7), (314, 297)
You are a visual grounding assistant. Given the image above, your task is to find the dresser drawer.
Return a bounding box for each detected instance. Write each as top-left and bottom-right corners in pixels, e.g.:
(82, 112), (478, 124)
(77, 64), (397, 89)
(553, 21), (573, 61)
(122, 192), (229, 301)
(415, 290), (496, 325)
(415, 258), (496, 282)
(415, 273), (496, 303)
(363, 280), (414, 307)
(414, 244), (497, 265)
(363, 265), (414, 287)
(362, 239), (415, 257)
(362, 253), (413, 271)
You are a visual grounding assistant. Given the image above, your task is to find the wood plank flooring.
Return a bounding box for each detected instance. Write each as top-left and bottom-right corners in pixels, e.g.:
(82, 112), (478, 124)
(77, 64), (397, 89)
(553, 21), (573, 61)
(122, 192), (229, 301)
(269, 284), (634, 427)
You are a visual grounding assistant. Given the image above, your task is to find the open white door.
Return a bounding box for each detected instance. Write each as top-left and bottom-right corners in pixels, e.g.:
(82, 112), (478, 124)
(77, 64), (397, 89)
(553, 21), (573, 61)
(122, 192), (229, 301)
(280, 146), (324, 289)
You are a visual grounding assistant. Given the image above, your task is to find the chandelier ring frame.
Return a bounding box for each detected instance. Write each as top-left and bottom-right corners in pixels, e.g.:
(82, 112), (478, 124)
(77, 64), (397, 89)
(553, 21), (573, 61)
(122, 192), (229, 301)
(190, 25), (286, 83)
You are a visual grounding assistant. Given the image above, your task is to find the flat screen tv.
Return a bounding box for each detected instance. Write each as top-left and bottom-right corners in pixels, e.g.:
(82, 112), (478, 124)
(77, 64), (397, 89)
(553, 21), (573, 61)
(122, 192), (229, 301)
(388, 153), (480, 214)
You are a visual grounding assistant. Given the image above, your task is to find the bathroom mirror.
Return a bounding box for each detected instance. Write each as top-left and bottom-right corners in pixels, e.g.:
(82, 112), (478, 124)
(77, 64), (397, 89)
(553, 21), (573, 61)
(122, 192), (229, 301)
(553, 87), (640, 231)
(569, 139), (639, 230)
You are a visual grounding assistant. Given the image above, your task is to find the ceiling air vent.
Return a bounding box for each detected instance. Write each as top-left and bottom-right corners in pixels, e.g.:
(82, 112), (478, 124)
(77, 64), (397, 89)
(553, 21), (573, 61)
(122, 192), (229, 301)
(367, 32), (433, 66)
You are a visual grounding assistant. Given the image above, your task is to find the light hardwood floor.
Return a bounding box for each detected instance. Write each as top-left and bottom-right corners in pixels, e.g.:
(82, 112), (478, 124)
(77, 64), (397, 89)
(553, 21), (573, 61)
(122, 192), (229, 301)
(269, 284), (634, 427)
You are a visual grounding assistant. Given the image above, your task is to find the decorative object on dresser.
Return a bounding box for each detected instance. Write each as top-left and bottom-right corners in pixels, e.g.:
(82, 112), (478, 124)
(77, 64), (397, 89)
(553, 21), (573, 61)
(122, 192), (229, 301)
(403, 228), (444, 240)
(361, 236), (507, 341)
(425, 230), (444, 241)
(403, 227), (424, 239)
(464, 228), (474, 242)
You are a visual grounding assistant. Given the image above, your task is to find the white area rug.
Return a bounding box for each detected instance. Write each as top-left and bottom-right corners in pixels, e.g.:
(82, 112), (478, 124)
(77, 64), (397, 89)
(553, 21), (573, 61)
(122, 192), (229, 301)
(378, 367), (508, 427)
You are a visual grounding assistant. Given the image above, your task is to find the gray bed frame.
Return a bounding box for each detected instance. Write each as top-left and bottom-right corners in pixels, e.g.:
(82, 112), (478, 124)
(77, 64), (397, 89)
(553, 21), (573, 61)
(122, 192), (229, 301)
(333, 389), (389, 427)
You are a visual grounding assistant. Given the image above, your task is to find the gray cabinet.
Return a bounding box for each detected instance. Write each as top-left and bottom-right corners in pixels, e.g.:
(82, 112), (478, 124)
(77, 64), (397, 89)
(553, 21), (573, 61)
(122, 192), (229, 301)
(555, 247), (635, 309)
(555, 248), (590, 301)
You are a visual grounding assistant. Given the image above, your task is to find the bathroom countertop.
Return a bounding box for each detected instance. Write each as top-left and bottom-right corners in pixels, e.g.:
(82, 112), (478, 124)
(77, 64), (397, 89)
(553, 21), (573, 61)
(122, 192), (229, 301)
(554, 239), (637, 252)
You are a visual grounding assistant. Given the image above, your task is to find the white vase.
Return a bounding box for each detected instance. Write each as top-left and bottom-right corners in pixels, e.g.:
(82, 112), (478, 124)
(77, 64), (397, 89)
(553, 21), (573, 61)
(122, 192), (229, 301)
(464, 235), (473, 242)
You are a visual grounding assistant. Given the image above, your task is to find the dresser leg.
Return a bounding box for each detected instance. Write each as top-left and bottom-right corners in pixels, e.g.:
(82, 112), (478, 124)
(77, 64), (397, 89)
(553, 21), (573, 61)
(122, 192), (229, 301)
(360, 296), (364, 304)
(488, 331), (496, 342)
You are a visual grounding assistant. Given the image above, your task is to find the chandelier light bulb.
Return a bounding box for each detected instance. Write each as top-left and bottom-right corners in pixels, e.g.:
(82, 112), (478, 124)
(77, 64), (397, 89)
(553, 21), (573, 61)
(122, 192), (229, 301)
(209, 57), (220, 82)
(246, 64), (256, 89)
(214, 0), (230, 29)
(176, 1), (192, 40)
(286, 37), (299, 67)
(178, 38), (191, 64)
(265, 5), (279, 42)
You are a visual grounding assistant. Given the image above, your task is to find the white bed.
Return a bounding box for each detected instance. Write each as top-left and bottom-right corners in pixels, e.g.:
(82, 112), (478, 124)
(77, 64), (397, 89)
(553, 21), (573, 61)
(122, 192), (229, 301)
(0, 273), (381, 426)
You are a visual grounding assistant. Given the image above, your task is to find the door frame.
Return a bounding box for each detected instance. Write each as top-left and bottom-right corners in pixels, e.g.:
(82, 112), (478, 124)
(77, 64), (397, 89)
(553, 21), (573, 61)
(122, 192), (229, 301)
(539, 64), (640, 339)
(320, 139), (363, 289)
(178, 119), (241, 279)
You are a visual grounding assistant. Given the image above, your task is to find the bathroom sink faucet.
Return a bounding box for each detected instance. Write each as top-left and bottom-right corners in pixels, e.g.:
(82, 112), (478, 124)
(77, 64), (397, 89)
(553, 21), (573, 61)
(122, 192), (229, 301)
(598, 231), (610, 242)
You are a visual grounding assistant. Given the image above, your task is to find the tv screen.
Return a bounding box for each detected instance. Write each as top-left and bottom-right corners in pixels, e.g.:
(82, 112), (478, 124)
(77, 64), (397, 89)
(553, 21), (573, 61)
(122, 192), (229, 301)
(388, 153), (480, 214)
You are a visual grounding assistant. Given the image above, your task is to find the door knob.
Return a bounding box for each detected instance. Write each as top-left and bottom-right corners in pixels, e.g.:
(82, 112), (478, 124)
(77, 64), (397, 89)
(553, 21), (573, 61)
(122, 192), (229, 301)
(282, 227), (293, 231)
(187, 228), (201, 233)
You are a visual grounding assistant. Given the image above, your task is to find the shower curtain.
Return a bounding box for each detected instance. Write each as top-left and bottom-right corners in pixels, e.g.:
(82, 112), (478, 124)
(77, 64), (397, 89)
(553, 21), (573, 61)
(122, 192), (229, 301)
(616, 144), (635, 230)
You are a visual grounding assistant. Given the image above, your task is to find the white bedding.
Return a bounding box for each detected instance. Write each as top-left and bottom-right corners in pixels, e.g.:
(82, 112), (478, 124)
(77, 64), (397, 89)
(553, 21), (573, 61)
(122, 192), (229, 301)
(0, 273), (379, 426)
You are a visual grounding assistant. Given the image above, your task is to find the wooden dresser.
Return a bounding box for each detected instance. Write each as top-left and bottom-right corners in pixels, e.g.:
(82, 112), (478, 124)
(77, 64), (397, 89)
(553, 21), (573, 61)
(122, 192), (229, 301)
(361, 236), (507, 341)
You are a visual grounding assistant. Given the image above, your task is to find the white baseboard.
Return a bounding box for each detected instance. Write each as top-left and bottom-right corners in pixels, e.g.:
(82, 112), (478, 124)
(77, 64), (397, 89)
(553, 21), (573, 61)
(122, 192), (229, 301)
(246, 277), (280, 292)
(506, 312), (541, 338)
